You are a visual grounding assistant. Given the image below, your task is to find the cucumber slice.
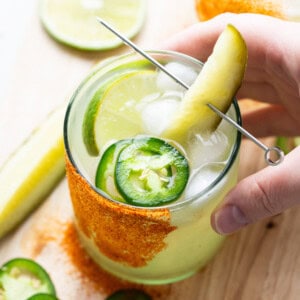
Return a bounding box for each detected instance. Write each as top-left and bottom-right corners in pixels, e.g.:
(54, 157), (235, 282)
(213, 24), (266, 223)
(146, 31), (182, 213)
(0, 106), (65, 240)
(162, 24), (247, 141)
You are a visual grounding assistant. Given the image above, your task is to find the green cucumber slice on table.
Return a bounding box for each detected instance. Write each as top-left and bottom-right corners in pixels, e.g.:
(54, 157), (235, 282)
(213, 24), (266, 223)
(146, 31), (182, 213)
(96, 137), (189, 207)
(0, 258), (56, 300)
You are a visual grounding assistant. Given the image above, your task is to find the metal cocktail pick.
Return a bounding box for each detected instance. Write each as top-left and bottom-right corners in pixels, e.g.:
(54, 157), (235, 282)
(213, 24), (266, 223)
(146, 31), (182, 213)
(97, 17), (284, 166)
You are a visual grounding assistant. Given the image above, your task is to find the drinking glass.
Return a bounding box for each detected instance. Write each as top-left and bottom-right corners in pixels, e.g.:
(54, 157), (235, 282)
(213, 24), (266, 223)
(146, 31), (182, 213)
(64, 50), (242, 284)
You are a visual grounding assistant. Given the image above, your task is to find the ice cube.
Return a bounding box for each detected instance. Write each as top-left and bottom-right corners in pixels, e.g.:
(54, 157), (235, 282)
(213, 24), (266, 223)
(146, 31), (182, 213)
(187, 129), (230, 168)
(81, 0), (104, 9)
(156, 62), (198, 92)
(141, 97), (180, 135)
(185, 163), (224, 198)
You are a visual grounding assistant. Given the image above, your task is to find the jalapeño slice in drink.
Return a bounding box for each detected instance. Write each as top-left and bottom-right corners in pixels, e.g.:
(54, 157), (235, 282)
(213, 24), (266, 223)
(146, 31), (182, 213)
(96, 137), (189, 207)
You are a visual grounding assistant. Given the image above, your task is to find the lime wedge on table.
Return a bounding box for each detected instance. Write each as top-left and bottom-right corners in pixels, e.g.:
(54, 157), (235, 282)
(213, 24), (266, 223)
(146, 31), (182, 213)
(39, 0), (146, 50)
(83, 70), (158, 155)
(0, 106), (65, 239)
(162, 24), (247, 141)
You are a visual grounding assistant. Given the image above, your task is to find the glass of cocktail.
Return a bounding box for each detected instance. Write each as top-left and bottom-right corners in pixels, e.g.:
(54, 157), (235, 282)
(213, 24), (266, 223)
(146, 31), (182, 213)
(63, 49), (242, 285)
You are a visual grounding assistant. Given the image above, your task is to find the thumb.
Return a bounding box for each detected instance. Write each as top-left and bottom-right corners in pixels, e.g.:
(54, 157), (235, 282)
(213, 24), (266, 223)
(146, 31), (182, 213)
(211, 146), (300, 235)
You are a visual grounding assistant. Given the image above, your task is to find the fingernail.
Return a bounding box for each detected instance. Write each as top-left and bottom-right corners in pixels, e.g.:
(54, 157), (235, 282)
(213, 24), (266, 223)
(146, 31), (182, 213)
(212, 205), (248, 235)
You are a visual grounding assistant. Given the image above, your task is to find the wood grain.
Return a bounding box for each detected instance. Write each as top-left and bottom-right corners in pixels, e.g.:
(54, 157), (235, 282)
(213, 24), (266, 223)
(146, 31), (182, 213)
(1, 1), (299, 299)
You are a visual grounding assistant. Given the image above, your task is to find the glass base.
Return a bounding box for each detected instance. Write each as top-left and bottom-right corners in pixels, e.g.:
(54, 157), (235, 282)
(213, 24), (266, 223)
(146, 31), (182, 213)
(77, 227), (201, 285)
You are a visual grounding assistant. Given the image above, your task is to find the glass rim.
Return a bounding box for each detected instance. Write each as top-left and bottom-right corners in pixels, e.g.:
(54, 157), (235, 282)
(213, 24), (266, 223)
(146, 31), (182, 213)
(64, 50), (242, 211)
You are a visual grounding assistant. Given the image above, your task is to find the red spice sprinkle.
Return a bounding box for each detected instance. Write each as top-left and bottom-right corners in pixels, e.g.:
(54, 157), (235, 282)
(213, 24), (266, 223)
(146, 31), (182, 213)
(61, 221), (171, 299)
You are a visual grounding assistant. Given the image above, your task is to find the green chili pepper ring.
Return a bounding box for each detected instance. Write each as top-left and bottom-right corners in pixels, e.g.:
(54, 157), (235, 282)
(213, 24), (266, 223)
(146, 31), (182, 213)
(115, 137), (189, 206)
(0, 258), (56, 300)
(26, 293), (58, 300)
(95, 139), (132, 201)
(106, 289), (152, 300)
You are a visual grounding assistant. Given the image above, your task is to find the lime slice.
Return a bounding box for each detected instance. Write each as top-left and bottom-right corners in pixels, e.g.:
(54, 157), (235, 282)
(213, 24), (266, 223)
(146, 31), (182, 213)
(39, 0), (146, 50)
(82, 72), (129, 156)
(295, 137), (300, 146)
(0, 106), (65, 239)
(82, 60), (152, 156)
(162, 24), (247, 141)
(84, 70), (158, 154)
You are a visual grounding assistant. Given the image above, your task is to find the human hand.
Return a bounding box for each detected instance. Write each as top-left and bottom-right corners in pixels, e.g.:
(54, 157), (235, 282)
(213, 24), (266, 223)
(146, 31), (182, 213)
(162, 13), (300, 234)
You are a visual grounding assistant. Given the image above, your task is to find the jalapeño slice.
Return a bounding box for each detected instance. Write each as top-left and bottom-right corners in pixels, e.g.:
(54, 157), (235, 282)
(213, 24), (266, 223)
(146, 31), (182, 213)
(26, 294), (58, 300)
(95, 140), (131, 202)
(106, 289), (152, 300)
(115, 137), (189, 207)
(96, 137), (189, 206)
(0, 258), (56, 300)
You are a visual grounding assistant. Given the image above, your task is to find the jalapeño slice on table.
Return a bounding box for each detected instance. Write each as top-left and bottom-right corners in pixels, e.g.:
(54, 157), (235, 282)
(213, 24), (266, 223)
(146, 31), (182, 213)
(26, 293), (58, 300)
(106, 289), (152, 300)
(96, 137), (189, 207)
(0, 258), (56, 300)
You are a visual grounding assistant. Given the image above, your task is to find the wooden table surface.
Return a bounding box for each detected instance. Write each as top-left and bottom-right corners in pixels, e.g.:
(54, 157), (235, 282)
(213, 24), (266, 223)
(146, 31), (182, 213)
(1, 1), (300, 299)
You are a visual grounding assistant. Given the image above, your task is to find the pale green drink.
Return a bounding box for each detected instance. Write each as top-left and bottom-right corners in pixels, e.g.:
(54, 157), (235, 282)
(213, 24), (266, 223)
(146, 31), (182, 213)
(64, 51), (241, 284)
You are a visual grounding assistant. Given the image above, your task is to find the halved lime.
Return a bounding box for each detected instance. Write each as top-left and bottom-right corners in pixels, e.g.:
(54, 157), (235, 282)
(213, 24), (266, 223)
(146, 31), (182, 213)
(83, 70), (158, 155)
(0, 106), (65, 239)
(162, 24), (247, 141)
(39, 0), (146, 50)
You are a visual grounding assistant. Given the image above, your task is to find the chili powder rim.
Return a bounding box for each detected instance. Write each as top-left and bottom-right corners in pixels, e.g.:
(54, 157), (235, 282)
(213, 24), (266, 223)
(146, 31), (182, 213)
(63, 50), (242, 211)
